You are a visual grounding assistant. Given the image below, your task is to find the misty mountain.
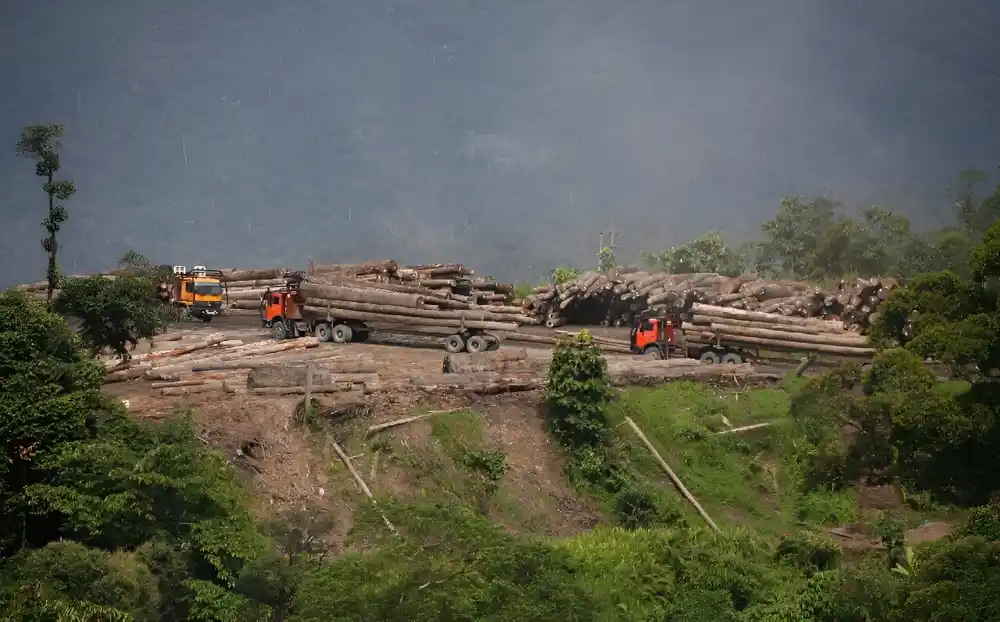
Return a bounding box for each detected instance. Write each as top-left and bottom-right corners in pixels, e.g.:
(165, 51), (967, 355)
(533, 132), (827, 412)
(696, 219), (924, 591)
(1, 0), (998, 287)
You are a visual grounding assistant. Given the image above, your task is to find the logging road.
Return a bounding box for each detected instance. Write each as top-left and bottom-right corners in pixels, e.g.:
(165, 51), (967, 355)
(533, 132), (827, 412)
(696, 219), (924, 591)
(195, 314), (810, 377)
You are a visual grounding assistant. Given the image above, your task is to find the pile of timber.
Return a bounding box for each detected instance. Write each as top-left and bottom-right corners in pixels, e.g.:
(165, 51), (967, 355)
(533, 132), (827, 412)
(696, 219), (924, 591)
(101, 332), (383, 396)
(293, 280), (535, 333)
(217, 268), (293, 315)
(399, 357), (780, 395)
(522, 269), (899, 333)
(442, 348), (536, 374)
(681, 303), (875, 358)
(245, 360), (379, 395)
(307, 259), (516, 306)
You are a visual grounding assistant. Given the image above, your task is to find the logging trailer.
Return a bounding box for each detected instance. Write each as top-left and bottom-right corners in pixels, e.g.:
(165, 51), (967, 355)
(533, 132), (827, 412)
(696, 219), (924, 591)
(630, 311), (755, 364)
(259, 280), (503, 354)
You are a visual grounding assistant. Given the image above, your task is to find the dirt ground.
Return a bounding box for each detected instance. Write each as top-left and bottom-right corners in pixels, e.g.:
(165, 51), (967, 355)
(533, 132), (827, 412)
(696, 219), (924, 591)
(104, 317), (608, 538)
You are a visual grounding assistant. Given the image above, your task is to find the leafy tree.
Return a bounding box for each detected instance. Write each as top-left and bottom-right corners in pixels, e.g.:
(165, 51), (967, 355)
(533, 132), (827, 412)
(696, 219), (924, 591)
(15, 124), (76, 304)
(953, 167), (1000, 238)
(0, 289), (108, 552)
(759, 196), (839, 278)
(643, 231), (742, 276)
(54, 272), (174, 361)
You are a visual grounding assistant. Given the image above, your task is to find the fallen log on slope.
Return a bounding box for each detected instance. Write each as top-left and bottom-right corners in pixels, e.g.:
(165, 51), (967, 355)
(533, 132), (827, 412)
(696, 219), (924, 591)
(442, 349), (530, 374)
(404, 372), (543, 395)
(300, 305), (517, 332)
(246, 361), (378, 388)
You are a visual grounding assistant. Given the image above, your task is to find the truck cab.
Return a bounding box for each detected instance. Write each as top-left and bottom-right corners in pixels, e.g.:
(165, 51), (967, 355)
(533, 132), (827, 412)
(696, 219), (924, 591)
(630, 312), (751, 364)
(169, 265), (228, 322)
(630, 313), (683, 358)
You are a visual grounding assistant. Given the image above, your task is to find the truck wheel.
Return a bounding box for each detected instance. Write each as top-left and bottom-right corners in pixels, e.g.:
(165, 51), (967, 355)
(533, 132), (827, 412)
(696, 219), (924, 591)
(466, 335), (488, 353)
(315, 323), (333, 342)
(721, 353), (743, 365)
(643, 346), (664, 359)
(444, 334), (465, 353)
(331, 323), (353, 344)
(273, 321), (288, 341)
(699, 351), (720, 364)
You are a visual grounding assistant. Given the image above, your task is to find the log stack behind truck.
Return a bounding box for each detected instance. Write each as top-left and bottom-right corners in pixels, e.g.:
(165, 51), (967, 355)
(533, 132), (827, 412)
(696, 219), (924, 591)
(260, 274), (531, 353)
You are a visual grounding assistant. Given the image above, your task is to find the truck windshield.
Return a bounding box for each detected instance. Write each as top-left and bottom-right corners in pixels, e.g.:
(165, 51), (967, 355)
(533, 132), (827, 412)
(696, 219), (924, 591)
(193, 282), (223, 296)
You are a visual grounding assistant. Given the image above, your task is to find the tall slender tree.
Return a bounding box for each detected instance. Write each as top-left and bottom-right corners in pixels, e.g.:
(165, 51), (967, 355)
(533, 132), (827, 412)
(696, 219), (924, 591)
(15, 124), (76, 303)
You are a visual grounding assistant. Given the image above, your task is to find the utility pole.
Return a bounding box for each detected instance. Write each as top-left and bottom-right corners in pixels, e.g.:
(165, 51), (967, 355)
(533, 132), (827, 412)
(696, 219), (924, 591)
(598, 222), (620, 269)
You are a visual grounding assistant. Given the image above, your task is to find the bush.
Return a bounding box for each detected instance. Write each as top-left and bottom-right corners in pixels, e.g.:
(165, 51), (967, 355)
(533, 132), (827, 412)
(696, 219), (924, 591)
(544, 332), (613, 449)
(862, 349), (936, 396)
(957, 504), (1000, 541)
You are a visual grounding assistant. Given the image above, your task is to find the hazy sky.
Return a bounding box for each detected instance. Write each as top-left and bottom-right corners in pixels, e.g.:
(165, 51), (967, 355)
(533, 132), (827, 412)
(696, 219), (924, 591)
(1, 0), (998, 286)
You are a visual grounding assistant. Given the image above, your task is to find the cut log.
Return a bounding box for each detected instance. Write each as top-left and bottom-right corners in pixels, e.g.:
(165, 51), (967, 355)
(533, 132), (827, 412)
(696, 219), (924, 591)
(298, 282), (423, 308)
(684, 328), (874, 357)
(250, 383), (358, 396)
(300, 305), (517, 332)
(220, 268), (289, 281)
(404, 372), (543, 394)
(690, 303), (845, 333)
(247, 361), (378, 388)
(300, 298), (534, 325)
(442, 348), (530, 373)
(705, 323), (868, 347)
(310, 259), (398, 276)
(690, 314), (829, 335)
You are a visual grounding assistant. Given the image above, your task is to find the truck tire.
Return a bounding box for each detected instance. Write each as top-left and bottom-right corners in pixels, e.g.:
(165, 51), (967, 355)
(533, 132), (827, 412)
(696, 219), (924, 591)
(721, 352), (743, 365)
(643, 346), (664, 359)
(273, 321), (288, 341)
(699, 351), (720, 364)
(444, 334), (465, 353)
(466, 335), (488, 353)
(315, 323), (332, 342)
(331, 323), (353, 344)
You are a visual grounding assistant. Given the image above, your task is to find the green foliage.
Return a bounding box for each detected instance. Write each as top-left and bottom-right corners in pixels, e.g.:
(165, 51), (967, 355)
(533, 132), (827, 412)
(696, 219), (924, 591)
(294, 502), (598, 621)
(956, 503), (1000, 541)
(775, 531), (841, 574)
(643, 231), (743, 276)
(862, 349), (936, 396)
(54, 273), (174, 360)
(902, 537), (1000, 620)
(1, 540), (159, 620)
(597, 246), (616, 272)
(15, 124), (76, 303)
(972, 218), (1000, 280)
(544, 332), (613, 449)
(550, 266), (582, 284)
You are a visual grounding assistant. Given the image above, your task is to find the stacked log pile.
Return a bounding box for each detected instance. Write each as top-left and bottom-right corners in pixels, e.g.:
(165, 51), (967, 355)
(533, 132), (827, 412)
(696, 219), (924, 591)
(293, 279), (535, 332)
(682, 303), (875, 358)
(102, 333), (383, 396)
(219, 268), (293, 314)
(308, 259), (516, 307)
(522, 270), (898, 333)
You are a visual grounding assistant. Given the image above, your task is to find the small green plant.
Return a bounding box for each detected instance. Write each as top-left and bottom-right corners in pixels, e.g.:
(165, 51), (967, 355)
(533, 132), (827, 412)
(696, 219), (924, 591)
(551, 266), (582, 284)
(544, 331), (613, 449)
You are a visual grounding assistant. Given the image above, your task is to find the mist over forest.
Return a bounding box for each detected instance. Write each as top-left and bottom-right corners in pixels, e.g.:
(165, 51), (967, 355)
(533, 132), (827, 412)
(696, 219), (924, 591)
(1, 0), (998, 286)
